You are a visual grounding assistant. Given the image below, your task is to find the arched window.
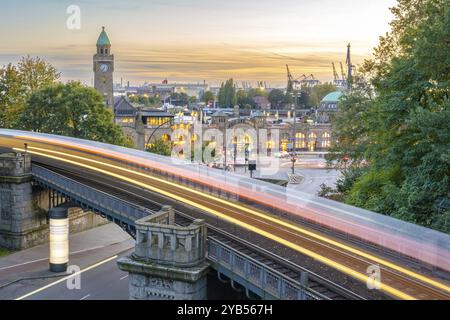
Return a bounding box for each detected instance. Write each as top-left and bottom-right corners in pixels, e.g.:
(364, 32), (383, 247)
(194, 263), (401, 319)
(295, 132), (306, 149)
(322, 132), (331, 148)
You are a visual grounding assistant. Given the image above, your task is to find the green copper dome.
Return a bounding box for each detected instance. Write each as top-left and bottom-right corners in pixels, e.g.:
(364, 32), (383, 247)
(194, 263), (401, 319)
(321, 91), (343, 103)
(97, 27), (111, 46)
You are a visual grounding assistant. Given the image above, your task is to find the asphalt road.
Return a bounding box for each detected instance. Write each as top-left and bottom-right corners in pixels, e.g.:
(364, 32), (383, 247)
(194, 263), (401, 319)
(0, 223), (134, 300)
(24, 250), (131, 300)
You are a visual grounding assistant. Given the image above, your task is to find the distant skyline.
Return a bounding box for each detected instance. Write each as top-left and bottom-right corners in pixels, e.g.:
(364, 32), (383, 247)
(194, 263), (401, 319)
(0, 0), (396, 86)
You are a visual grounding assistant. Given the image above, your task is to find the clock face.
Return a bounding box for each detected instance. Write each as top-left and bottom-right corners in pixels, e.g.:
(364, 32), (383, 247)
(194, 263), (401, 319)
(100, 64), (109, 73)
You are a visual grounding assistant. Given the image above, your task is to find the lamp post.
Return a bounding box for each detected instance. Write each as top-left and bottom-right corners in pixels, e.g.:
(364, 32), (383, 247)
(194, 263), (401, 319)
(233, 137), (238, 172)
(291, 104), (297, 154)
(145, 118), (174, 148)
(290, 153), (298, 175)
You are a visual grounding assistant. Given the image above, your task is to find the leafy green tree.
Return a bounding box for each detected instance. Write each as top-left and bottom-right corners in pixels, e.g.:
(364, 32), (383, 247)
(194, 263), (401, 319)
(326, 0), (450, 231)
(147, 137), (172, 156)
(201, 91), (215, 104)
(218, 79), (236, 108)
(236, 90), (257, 109)
(268, 89), (286, 109)
(0, 56), (60, 128)
(19, 82), (131, 147)
(170, 92), (190, 106)
(309, 83), (338, 107)
(129, 94), (160, 107)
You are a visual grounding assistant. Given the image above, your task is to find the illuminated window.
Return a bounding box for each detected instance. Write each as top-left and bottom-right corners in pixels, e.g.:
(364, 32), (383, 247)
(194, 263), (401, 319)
(295, 132), (306, 149)
(281, 139), (288, 152)
(322, 132), (331, 148)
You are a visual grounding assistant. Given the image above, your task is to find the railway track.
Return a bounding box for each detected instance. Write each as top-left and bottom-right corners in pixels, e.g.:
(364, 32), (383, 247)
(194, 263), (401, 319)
(36, 162), (363, 300)
(31, 158), (450, 300)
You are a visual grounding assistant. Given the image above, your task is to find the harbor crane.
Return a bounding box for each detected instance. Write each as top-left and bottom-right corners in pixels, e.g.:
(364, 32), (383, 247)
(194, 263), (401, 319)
(286, 65), (320, 91)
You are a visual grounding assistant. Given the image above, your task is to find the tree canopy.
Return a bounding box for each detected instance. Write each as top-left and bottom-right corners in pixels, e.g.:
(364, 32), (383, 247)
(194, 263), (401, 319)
(19, 82), (132, 147)
(326, 0), (450, 232)
(0, 56), (60, 128)
(201, 91), (215, 104)
(218, 79), (237, 108)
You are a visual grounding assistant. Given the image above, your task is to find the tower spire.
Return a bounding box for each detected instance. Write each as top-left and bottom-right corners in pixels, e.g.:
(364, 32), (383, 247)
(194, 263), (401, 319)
(346, 43), (352, 80)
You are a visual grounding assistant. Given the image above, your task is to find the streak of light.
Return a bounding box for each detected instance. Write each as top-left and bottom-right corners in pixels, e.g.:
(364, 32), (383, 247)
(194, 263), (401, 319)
(25, 146), (450, 295)
(14, 147), (421, 300)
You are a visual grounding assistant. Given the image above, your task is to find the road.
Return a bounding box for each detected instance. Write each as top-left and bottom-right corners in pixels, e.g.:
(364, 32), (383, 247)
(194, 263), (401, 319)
(0, 224), (133, 300)
(0, 133), (449, 300)
(233, 156), (341, 195)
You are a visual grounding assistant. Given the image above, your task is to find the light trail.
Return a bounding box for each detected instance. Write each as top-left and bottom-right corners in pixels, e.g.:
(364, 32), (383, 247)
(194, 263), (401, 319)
(13, 147), (430, 300)
(12, 133), (449, 271)
(24, 145), (450, 295)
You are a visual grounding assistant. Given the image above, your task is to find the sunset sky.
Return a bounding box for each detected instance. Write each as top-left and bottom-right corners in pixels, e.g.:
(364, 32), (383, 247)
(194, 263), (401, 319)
(0, 0), (396, 87)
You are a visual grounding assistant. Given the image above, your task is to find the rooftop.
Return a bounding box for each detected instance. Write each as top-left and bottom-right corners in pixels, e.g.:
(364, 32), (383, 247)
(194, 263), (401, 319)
(97, 27), (111, 46)
(321, 91), (343, 103)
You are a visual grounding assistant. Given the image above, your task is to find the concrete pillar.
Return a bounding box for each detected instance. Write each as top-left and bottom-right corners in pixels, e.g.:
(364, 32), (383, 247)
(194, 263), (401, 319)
(118, 206), (209, 300)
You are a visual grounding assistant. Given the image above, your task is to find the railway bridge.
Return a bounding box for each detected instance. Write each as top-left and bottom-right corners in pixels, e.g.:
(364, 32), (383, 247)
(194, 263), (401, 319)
(0, 129), (449, 300)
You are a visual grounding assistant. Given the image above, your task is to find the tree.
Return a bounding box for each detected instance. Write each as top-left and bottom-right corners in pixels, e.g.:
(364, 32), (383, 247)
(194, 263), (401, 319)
(309, 83), (338, 107)
(170, 92), (190, 106)
(268, 89), (286, 109)
(236, 90), (257, 109)
(0, 56), (60, 128)
(326, 0), (450, 232)
(129, 94), (160, 107)
(218, 79), (236, 108)
(147, 137), (172, 156)
(201, 91), (215, 104)
(18, 82), (131, 147)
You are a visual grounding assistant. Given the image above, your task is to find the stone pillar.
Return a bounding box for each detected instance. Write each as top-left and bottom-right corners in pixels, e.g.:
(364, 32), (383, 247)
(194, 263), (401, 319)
(118, 206), (209, 300)
(0, 153), (47, 250)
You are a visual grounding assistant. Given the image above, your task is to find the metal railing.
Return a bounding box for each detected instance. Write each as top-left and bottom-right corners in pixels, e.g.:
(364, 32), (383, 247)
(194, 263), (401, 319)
(32, 165), (152, 235)
(208, 237), (323, 300)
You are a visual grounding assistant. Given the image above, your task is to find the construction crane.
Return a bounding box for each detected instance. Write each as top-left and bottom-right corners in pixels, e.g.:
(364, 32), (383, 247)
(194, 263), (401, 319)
(305, 74), (320, 87)
(332, 62), (339, 81)
(286, 65), (319, 90)
(340, 62), (346, 81)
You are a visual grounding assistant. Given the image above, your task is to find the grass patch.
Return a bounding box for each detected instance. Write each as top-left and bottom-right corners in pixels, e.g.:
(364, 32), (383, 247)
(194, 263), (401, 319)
(0, 248), (10, 257)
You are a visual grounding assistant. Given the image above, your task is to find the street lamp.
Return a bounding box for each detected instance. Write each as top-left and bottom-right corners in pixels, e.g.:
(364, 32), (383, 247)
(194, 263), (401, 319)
(145, 118), (174, 148)
(233, 137), (238, 171)
(290, 153), (298, 175)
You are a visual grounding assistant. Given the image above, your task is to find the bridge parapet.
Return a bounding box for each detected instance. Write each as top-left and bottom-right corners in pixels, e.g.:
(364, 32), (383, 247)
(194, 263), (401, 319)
(134, 206), (207, 268)
(118, 206), (210, 300)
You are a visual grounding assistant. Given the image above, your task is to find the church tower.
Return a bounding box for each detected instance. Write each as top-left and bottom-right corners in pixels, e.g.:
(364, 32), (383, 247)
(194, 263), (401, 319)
(94, 27), (114, 108)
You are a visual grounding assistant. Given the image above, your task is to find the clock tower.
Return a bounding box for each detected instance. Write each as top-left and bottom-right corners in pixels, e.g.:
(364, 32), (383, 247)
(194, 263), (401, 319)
(94, 27), (114, 108)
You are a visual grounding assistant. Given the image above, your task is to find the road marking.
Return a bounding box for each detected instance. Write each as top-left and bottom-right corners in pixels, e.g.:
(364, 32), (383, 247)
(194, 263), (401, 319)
(80, 294), (91, 300)
(15, 255), (118, 300)
(120, 275), (129, 280)
(0, 246), (106, 271)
